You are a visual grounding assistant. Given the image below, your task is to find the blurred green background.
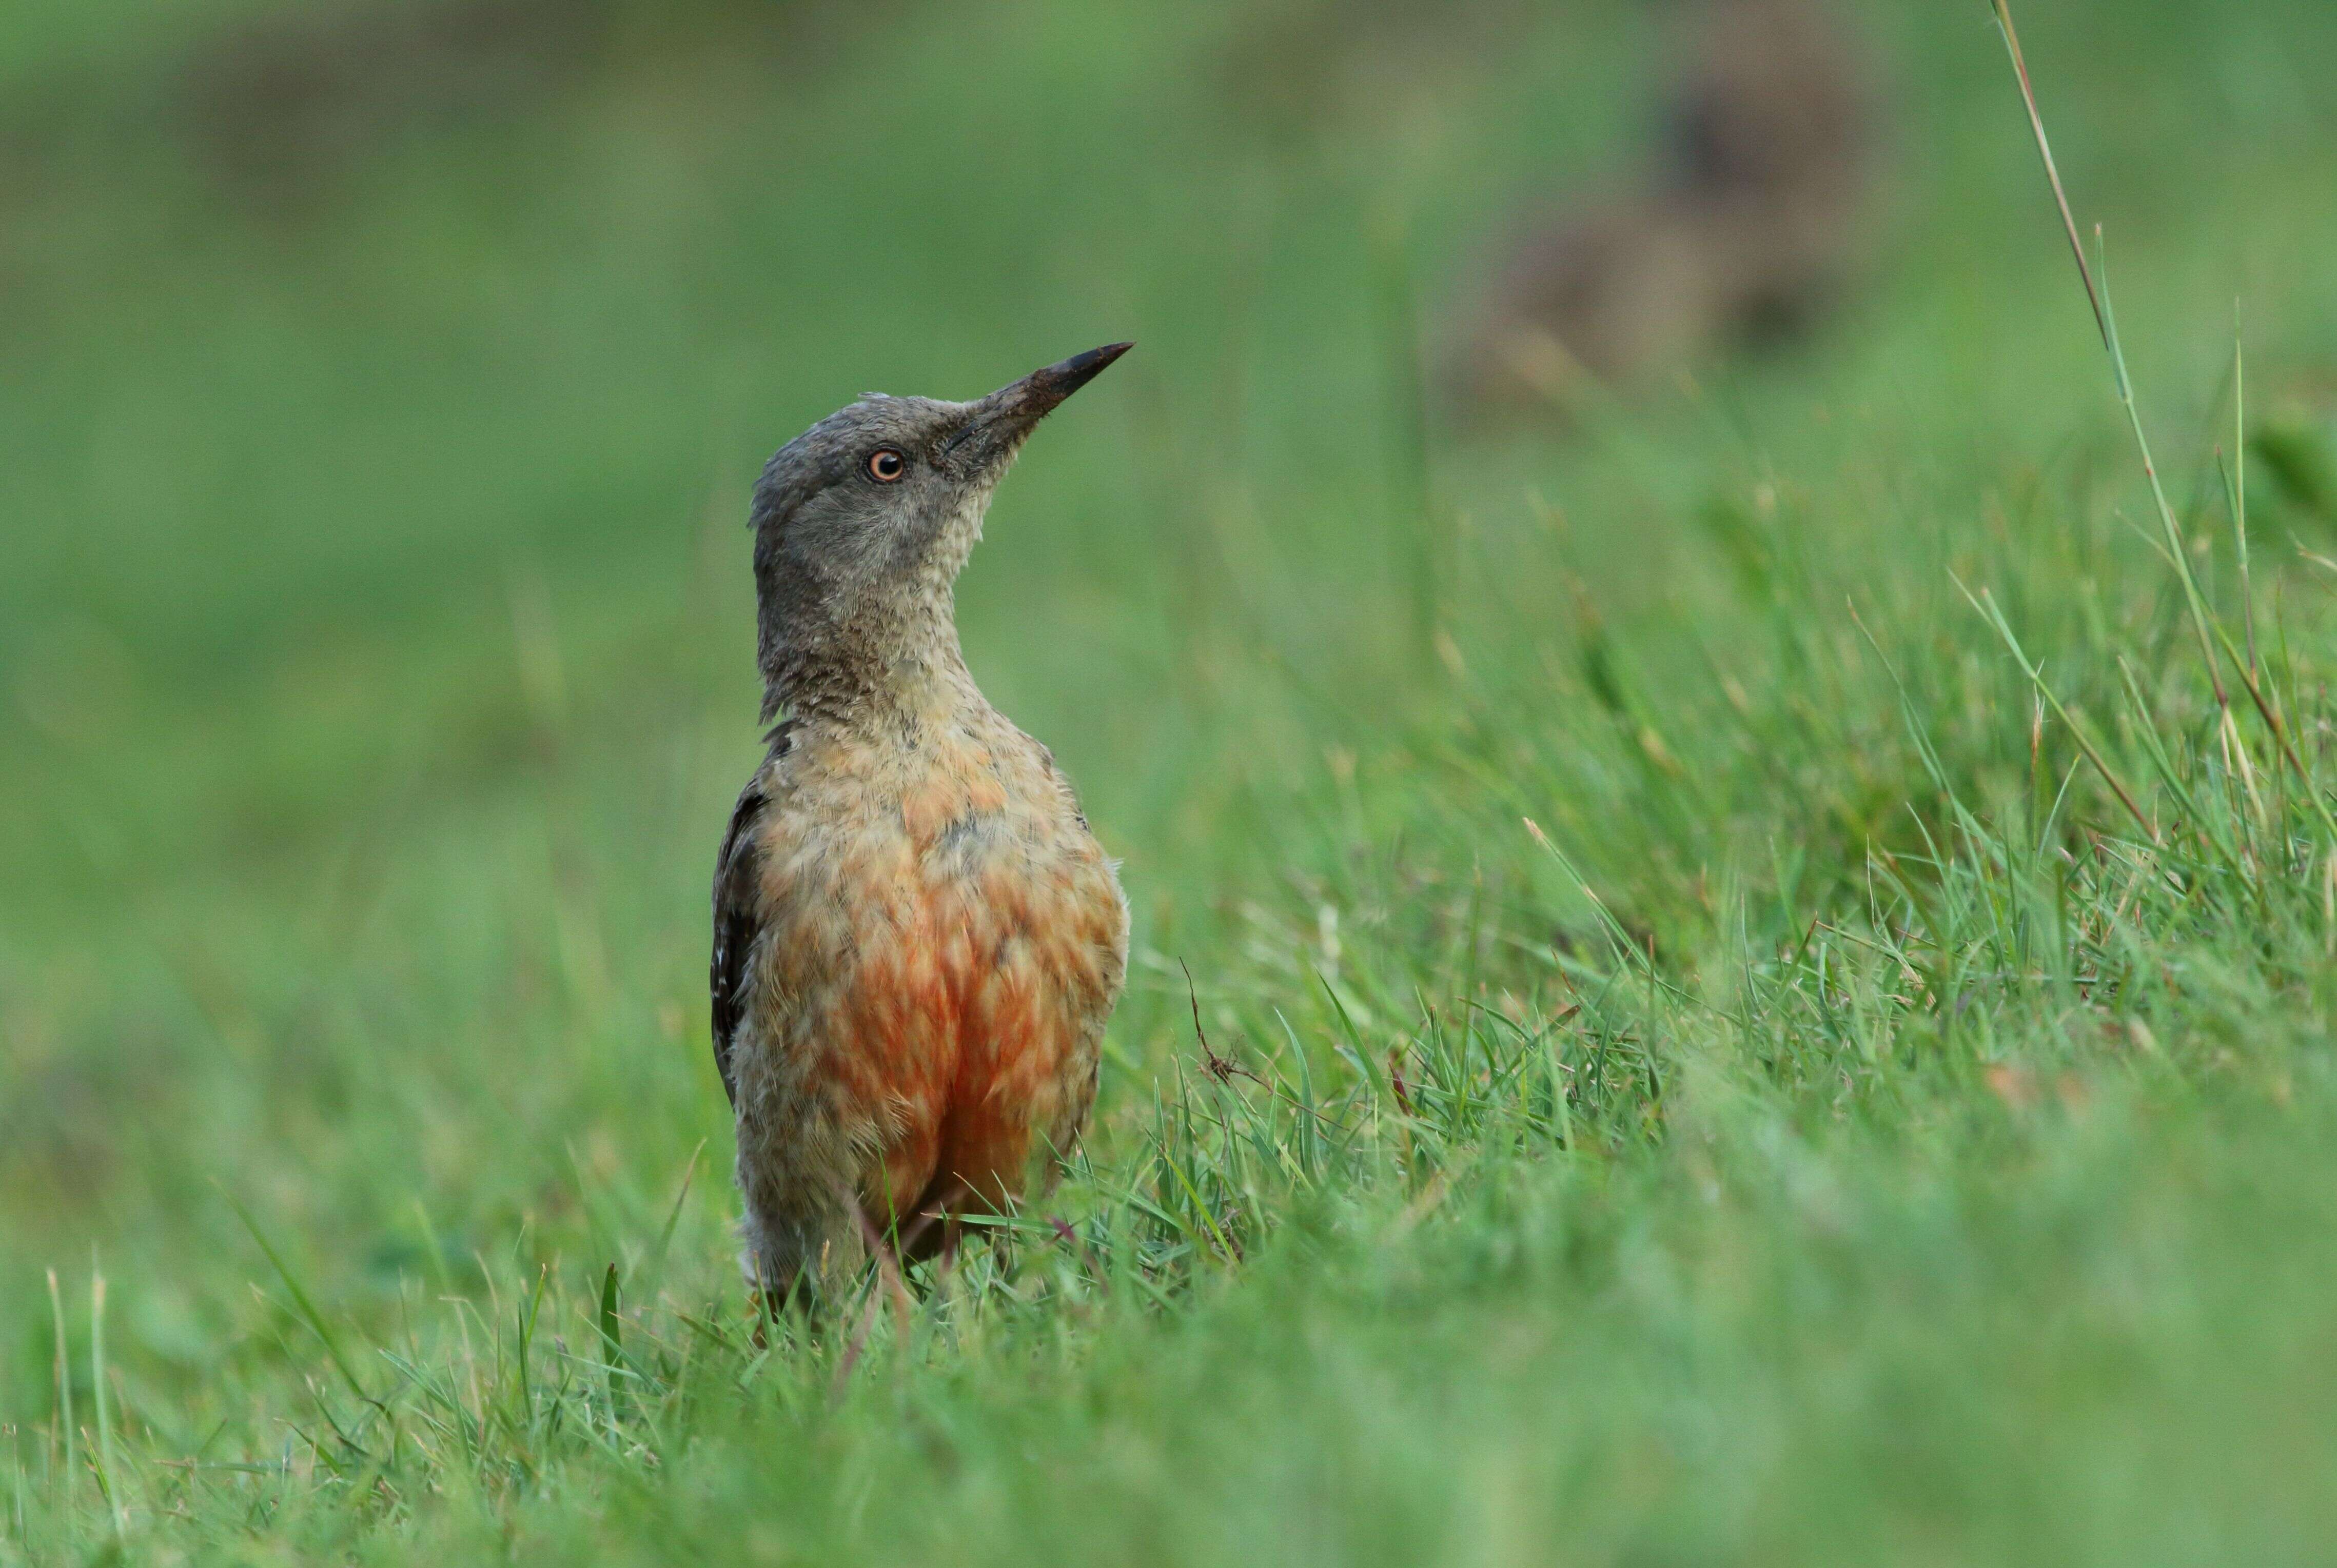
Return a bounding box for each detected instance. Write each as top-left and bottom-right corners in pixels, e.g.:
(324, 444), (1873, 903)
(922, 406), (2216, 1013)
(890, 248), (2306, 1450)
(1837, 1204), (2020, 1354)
(6, 1), (2337, 1560)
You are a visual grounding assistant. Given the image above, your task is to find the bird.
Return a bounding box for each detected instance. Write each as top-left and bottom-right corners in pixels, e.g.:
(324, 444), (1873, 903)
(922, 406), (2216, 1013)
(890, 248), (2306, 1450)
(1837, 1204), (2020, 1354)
(1450, 0), (1878, 413)
(710, 344), (1133, 1309)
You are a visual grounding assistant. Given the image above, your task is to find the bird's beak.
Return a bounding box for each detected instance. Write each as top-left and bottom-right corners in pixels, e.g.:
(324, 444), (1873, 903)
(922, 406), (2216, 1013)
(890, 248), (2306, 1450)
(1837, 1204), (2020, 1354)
(946, 342), (1132, 473)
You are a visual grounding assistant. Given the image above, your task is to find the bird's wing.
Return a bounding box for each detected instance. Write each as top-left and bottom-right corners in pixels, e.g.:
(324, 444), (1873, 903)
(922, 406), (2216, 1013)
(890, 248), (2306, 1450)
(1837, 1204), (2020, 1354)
(710, 726), (791, 1109)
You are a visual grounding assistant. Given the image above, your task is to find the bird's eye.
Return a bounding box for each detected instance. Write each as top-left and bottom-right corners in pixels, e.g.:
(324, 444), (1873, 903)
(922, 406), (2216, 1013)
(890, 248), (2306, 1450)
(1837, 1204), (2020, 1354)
(867, 449), (906, 483)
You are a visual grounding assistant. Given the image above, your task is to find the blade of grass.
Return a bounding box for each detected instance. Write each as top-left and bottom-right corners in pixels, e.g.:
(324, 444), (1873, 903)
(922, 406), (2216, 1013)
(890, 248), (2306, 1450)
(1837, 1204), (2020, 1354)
(222, 1187), (372, 1406)
(640, 1138), (705, 1306)
(1987, 0), (2104, 345)
(1954, 576), (2158, 844)
(2231, 325), (2259, 681)
(88, 1262), (127, 1544)
(598, 1265), (631, 1426)
(46, 1269), (72, 1513)
(1989, 0), (2223, 706)
(1990, 0), (2337, 852)
(2113, 658), (2243, 873)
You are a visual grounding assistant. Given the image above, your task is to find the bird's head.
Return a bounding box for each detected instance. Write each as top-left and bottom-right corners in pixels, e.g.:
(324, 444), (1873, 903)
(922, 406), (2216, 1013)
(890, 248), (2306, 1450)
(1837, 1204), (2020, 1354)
(748, 342), (1130, 721)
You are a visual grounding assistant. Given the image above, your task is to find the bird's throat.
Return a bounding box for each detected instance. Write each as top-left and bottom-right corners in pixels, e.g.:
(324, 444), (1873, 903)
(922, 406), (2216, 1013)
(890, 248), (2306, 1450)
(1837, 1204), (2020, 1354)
(764, 601), (983, 735)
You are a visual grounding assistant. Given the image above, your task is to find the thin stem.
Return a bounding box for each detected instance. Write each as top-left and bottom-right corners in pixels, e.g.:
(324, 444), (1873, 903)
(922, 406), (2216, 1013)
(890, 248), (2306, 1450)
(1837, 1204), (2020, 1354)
(47, 1271), (73, 1512)
(1956, 577), (2157, 844)
(2233, 325), (2259, 682)
(1988, 0), (2107, 350)
(90, 1264), (128, 1543)
(1989, 2), (2223, 702)
(1989, 0), (2337, 850)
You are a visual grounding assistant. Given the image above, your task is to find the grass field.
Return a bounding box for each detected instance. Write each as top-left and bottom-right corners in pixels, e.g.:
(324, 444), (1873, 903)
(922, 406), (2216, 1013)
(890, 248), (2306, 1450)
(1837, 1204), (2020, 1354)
(8, 1), (2337, 1561)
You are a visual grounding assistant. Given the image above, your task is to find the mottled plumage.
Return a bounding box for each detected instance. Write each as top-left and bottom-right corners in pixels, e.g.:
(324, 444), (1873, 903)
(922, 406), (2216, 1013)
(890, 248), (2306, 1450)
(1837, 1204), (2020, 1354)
(711, 346), (1132, 1304)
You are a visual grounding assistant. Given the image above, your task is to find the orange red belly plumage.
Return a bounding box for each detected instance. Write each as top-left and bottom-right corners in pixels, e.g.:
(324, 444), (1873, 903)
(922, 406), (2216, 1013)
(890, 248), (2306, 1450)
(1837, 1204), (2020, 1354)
(741, 749), (1124, 1258)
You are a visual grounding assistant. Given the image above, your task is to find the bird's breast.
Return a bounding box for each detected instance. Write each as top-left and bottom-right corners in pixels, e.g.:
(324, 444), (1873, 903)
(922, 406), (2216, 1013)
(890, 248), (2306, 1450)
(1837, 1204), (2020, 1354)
(743, 721), (1126, 1217)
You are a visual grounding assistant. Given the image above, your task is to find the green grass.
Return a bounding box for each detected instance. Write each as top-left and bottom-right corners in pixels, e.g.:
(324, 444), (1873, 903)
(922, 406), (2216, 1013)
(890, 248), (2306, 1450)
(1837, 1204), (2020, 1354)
(8, 0), (2337, 1561)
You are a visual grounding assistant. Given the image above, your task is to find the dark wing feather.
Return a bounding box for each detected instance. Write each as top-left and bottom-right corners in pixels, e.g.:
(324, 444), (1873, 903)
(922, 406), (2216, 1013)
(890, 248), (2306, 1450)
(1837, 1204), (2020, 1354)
(711, 729), (790, 1108)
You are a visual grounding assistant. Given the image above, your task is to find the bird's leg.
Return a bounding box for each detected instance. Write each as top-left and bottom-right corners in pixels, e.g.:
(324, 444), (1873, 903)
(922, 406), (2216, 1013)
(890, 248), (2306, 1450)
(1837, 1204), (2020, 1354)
(895, 1174), (973, 1269)
(744, 1254), (782, 1351)
(927, 1213), (967, 1298)
(839, 1181), (918, 1337)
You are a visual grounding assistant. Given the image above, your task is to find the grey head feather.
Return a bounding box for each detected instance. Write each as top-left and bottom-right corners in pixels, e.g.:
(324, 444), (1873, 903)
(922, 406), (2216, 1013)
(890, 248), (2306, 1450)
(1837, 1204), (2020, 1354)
(748, 392), (988, 723)
(745, 344), (1132, 726)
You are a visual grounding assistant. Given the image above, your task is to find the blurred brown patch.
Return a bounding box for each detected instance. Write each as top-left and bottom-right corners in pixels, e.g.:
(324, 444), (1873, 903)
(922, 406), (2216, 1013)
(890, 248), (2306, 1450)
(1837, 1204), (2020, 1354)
(177, 0), (615, 199)
(0, 0), (889, 220)
(1215, 0), (1541, 135)
(1450, 0), (1883, 417)
(0, 1004), (139, 1206)
(1984, 1062), (2038, 1110)
(2249, 368), (2337, 538)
